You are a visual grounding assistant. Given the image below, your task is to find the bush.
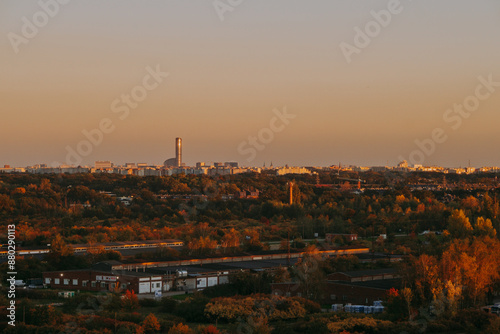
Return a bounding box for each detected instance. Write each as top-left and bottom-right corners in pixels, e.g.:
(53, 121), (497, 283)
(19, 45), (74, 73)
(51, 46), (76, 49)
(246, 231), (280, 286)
(205, 295), (307, 323)
(161, 297), (177, 313)
(326, 317), (396, 334)
(293, 319), (330, 334)
(291, 297), (321, 314)
(168, 323), (193, 334)
(115, 312), (144, 324)
(60, 292), (119, 314)
(3, 324), (59, 334)
(202, 283), (239, 298)
(486, 317), (500, 334)
(174, 294), (210, 323)
(425, 318), (461, 333)
(14, 288), (60, 300)
(453, 308), (497, 332)
(139, 298), (160, 308)
(198, 325), (221, 334)
(271, 322), (294, 334)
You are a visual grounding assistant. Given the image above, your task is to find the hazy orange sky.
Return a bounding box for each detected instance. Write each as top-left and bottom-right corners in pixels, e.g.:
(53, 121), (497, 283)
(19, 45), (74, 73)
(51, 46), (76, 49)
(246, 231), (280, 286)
(2, 0), (500, 167)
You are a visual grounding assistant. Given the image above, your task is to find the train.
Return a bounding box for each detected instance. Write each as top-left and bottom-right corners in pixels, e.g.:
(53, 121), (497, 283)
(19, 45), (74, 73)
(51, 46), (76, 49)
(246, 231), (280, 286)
(0, 239), (184, 258)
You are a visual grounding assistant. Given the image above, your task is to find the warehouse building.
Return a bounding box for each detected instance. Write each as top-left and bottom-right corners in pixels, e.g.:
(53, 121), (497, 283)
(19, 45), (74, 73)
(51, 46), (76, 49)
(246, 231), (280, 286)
(42, 258), (296, 294)
(271, 268), (401, 305)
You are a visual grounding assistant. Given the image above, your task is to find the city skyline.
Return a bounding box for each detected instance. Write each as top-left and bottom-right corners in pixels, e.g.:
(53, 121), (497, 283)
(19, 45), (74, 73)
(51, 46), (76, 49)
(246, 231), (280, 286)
(2, 1), (500, 168)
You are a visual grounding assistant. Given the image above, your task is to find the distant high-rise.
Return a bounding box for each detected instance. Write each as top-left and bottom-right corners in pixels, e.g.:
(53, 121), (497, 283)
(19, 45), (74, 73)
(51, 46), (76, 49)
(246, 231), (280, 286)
(176, 138), (182, 167)
(95, 161), (113, 169)
(164, 137), (183, 167)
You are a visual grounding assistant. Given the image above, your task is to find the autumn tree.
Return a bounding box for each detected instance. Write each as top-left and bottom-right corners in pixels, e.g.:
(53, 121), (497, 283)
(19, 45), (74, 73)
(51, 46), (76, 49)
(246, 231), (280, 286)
(142, 313), (161, 333)
(0, 194), (14, 212)
(204, 295), (306, 323)
(441, 237), (500, 306)
(461, 196), (480, 213)
(243, 229), (265, 252)
(447, 209), (473, 238)
(49, 234), (73, 257)
(187, 236), (218, 256)
(401, 287), (413, 321)
(480, 193), (499, 220)
(291, 245), (325, 300)
(221, 228), (240, 253)
(168, 323), (193, 334)
(384, 288), (406, 320)
(406, 254), (441, 305)
(474, 217), (497, 237)
(122, 289), (139, 311)
(197, 325), (220, 334)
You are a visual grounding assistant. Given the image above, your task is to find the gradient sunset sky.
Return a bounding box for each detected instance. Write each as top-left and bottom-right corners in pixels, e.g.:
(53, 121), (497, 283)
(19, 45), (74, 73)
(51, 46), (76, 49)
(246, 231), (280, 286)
(2, 0), (500, 167)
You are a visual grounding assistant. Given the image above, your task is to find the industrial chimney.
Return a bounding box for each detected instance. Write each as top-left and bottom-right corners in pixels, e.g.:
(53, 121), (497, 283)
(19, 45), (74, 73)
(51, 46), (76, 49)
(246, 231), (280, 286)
(175, 138), (182, 167)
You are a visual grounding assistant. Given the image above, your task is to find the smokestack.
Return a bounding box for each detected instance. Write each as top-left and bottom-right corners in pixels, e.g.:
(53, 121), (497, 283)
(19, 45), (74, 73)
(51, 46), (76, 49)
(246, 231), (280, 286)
(175, 138), (182, 167)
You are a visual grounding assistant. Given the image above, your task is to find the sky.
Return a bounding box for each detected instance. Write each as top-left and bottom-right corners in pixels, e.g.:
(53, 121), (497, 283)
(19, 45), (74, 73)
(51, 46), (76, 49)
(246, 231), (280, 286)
(1, 0), (500, 168)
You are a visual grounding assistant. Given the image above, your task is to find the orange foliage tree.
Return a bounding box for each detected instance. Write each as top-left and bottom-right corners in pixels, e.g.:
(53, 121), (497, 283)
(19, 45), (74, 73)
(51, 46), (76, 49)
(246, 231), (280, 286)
(122, 289), (139, 311)
(142, 313), (161, 333)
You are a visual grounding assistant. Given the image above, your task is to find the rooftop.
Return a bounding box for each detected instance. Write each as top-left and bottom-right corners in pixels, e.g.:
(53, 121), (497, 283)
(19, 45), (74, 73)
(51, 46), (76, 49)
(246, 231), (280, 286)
(334, 268), (397, 278)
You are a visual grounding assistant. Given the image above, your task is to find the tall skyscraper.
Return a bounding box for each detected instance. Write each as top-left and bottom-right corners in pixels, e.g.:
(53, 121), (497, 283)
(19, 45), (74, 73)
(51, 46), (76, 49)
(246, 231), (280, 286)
(164, 137), (183, 167)
(175, 137), (182, 167)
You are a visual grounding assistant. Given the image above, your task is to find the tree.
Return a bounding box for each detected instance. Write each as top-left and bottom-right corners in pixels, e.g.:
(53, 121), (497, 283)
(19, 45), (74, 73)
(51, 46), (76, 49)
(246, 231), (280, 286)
(401, 287), (413, 321)
(0, 194), (14, 212)
(474, 217), (497, 237)
(221, 228), (240, 253)
(292, 245), (325, 300)
(447, 210), (473, 238)
(481, 193), (499, 220)
(49, 234), (73, 257)
(441, 237), (500, 306)
(142, 313), (161, 333)
(122, 289), (139, 311)
(461, 196), (480, 212)
(187, 236), (218, 256)
(408, 254), (441, 305)
(444, 280), (462, 315)
(384, 288), (406, 320)
(245, 315), (272, 334)
(168, 323), (193, 334)
(243, 229), (265, 252)
(198, 325), (220, 334)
